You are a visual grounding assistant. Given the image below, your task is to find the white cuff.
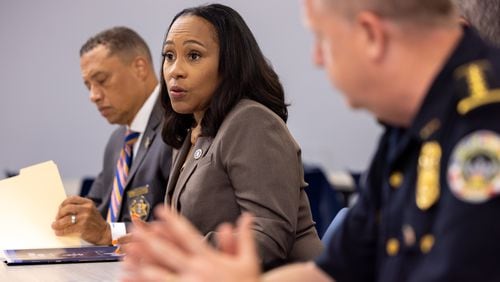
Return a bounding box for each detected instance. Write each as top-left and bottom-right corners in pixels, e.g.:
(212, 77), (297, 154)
(109, 222), (127, 242)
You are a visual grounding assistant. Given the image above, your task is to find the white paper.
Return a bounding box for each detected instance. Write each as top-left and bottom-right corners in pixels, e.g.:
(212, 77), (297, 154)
(0, 161), (81, 251)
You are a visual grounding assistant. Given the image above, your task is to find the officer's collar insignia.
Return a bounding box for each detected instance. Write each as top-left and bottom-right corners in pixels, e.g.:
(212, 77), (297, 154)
(419, 119), (441, 140)
(416, 141), (442, 210)
(455, 61), (500, 115)
(128, 185), (150, 220)
(448, 130), (500, 203)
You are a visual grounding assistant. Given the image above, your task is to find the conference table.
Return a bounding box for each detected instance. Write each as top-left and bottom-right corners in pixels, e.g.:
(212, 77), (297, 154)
(0, 260), (122, 281)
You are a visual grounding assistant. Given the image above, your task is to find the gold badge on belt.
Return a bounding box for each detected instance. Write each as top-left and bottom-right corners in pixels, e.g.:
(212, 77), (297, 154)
(416, 141), (442, 210)
(127, 185), (151, 220)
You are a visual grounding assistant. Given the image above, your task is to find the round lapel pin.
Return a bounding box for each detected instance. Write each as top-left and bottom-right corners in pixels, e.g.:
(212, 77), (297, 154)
(194, 148), (203, 160)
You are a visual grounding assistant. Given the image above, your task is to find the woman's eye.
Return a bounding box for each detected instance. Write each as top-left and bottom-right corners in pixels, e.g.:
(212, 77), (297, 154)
(188, 52), (201, 61)
(164, 52), (175, 61)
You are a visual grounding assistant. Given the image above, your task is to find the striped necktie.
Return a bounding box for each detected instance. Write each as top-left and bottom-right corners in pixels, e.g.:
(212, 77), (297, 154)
(107, 130), (140, 222)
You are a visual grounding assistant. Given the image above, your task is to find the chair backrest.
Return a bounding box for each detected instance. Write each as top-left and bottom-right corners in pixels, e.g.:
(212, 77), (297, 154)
(4, 170), (18, 178)
(304, 165), (343, 237)
(321, 207), (349, 243)
(79, 177), (95, 197)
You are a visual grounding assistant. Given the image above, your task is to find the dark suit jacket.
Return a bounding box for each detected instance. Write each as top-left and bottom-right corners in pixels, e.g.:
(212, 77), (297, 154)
(87, 97), (172, 223)
(166, 99), (323, 269)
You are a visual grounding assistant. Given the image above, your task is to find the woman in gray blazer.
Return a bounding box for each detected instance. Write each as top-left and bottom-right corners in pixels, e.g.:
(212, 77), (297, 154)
(156, 3), (323, 270)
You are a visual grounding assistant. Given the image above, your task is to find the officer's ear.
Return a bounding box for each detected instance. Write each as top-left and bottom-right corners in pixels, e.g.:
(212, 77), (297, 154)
(458, 16), (470, 27)
(356, 11), (387, 63)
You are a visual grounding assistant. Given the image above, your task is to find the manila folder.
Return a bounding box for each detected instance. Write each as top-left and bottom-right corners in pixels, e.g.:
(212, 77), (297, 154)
(0, 161), (80, 250)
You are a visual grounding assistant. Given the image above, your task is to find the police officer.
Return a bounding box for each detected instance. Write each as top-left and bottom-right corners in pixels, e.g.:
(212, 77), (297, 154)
(120, 0), (500, 281)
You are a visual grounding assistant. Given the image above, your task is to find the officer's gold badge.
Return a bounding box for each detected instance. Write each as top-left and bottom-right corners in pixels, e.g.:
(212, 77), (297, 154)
(417, 141), (442, 210)
(127, 185), (151, 220)
(448, 131), (500, 203)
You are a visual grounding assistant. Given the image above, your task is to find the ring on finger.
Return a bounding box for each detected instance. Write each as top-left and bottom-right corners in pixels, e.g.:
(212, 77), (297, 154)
(70, 214), (77, 224)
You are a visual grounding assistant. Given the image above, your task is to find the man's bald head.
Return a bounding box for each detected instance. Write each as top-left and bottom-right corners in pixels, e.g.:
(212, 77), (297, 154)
(304, 0), (462, 126)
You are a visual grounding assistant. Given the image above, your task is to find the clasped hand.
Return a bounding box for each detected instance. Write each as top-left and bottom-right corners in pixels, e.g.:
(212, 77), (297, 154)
(121, 205), (260, 282)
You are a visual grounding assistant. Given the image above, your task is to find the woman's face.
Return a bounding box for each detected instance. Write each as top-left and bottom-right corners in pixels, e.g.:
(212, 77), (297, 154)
(163, 15), (221, 122)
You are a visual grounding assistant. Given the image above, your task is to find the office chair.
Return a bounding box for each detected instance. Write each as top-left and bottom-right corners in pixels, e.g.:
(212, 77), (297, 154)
(304, 165), (343, 237)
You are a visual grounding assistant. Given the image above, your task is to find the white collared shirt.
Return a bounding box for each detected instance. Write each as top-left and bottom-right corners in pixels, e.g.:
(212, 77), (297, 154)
(128, 84), (160, 156)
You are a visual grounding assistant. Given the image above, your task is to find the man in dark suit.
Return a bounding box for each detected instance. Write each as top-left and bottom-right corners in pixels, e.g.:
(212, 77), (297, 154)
(51, 27), (171, 245)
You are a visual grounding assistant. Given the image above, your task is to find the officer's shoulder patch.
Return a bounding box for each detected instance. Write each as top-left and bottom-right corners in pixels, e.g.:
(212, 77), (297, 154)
(455, 61), (500, 115)
(447, 130), (500, 203)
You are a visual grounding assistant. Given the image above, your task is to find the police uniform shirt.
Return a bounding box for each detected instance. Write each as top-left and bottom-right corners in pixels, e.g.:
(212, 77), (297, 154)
(316, 27), (500, 282)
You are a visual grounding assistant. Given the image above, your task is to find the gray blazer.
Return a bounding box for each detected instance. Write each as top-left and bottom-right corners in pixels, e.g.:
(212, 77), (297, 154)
(165, 99), (323, 269)
(87, 98), (172, 223)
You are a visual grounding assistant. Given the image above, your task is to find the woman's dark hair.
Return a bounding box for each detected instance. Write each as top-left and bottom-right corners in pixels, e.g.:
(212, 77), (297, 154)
(161, 3), (288, 148)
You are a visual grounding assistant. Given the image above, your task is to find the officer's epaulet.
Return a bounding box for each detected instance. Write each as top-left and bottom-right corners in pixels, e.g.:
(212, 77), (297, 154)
(454, 60), (500, 115)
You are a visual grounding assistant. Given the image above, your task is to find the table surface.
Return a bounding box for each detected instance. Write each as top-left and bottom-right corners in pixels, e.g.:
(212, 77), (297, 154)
(0, 260), (122, 282)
